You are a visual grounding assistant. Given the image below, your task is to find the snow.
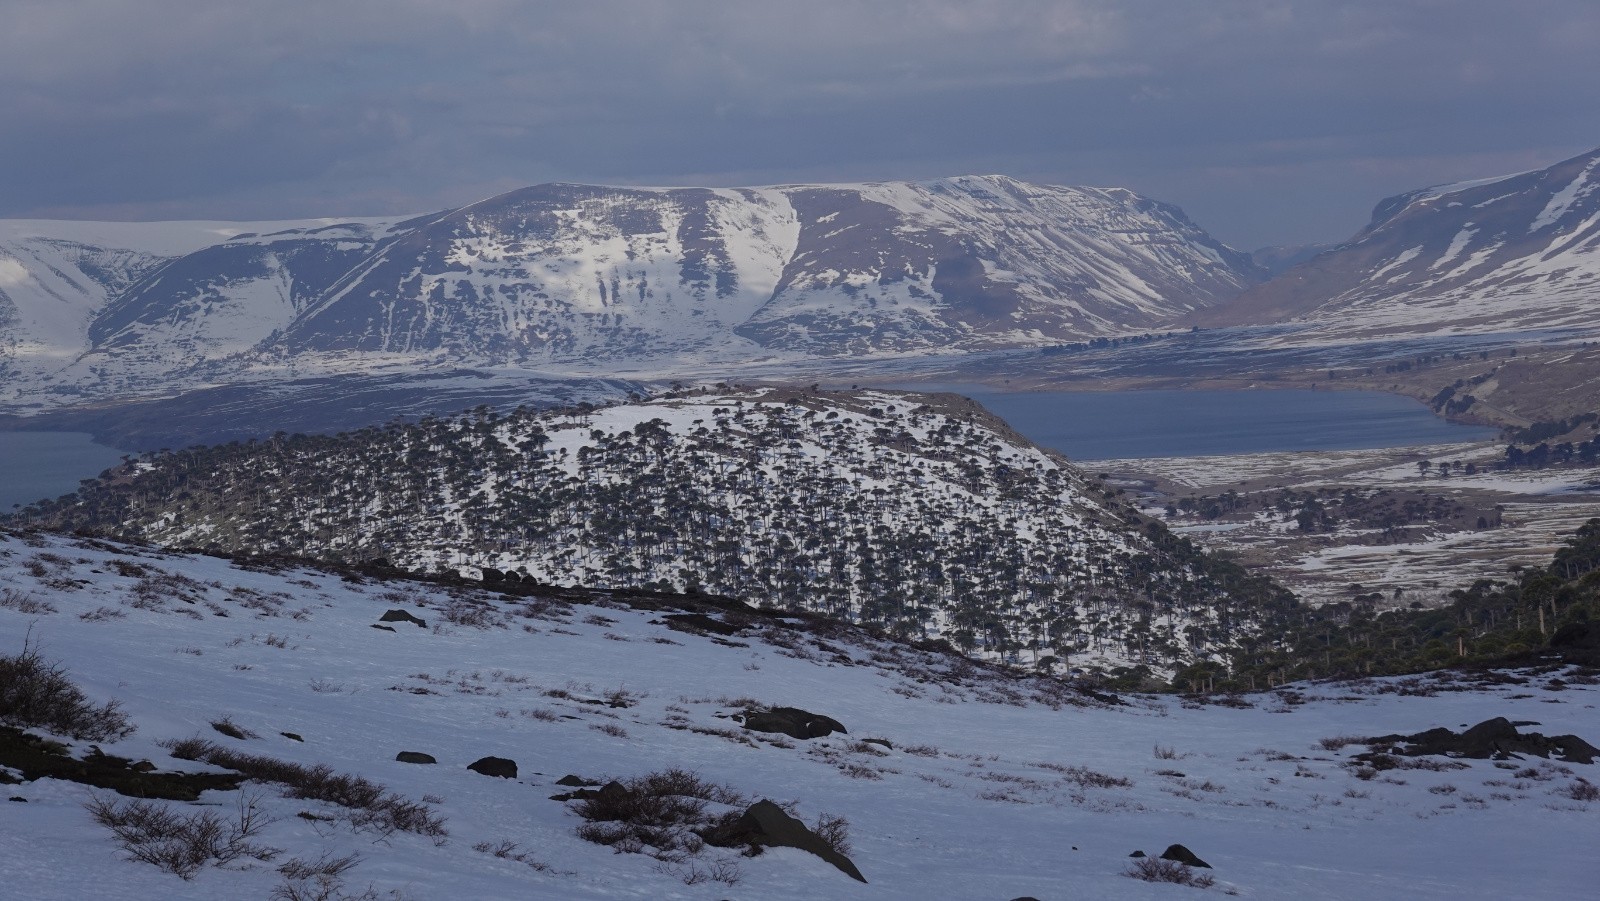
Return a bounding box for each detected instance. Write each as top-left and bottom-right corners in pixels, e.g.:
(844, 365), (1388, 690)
(1430, 226), (1477, 270)
(1530, 157), (1598, 232)
(1, 530), (1596, 899)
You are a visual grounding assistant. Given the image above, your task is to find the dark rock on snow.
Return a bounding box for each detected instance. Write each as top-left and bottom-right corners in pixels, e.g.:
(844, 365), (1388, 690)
(396, 751), (437, 765)
(1366, 717), (1598, 765)
(1161, 843), (1212, 868)
(378, 608), (427, 627)
(738, 706), (847, 740)
(708, 799), (866, 882)
(467, 756), (518, 779)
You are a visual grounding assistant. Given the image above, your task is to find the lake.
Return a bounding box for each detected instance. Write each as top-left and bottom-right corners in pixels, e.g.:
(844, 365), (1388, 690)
(0, 431), (126, 512)
(923, 387), (1498, 461)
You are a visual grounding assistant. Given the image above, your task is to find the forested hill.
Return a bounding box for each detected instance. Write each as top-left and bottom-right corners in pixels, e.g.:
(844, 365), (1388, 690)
(12, 387), (1292, 674)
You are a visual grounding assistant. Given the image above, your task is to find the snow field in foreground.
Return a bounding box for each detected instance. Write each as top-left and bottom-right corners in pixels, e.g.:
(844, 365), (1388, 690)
(1, 530), (1596, 900)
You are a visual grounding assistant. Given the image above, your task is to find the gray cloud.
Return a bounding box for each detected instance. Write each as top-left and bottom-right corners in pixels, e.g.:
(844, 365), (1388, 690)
(3, 0), (1596, 247)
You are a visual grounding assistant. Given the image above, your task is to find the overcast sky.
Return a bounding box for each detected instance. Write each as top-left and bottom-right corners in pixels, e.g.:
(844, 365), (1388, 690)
(3, 1), (1597, 248)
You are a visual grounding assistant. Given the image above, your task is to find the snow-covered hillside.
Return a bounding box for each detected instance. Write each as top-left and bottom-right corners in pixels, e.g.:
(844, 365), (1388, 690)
(1, 528), (1595, 900)
(0, 177), (1263, 409)
(12, 387), (1289, 676)
(1202, 146), (1600, 341)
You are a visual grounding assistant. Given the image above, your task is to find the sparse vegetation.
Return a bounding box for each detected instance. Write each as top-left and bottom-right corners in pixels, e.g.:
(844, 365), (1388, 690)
(1125, 856), (1216, 888)
(86, 790), (279, 880)
(162, 738), (446, 837)
(0, 638), (133, 741)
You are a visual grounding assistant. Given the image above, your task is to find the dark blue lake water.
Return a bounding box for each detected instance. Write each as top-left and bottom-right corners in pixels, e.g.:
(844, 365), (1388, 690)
(929, 387), (1498, 461)
(0, 432), (126, 511)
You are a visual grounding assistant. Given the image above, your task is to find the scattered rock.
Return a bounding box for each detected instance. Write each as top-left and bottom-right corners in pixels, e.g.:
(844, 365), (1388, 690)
(737, 706), (847, 740)
(707, 799), (866, 882)
(8, 796), (25, 802)
(396, 751), (437, 765)
(860, 738), (893, 751)
(370, 624), (397, 632)
(280, 732), (304, 742)
(1364, 717), (1599, 765)
(1129, 850), (1146, 858)
(556, 774), (599, 787)
(378, 608), (428, 628)
(467, 756), (518, 779)
(1161, 843), (1211, 868)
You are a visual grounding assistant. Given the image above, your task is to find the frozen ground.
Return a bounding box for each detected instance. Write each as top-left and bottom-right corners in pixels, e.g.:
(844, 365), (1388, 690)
(1, 529), (1596, 899)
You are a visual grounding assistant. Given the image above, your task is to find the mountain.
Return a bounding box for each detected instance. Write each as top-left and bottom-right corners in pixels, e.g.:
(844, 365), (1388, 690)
(2, 526), (1595, 900)
(10, 387), (1291, 674)
(1201, 147), (1600, 340)
(1, 177), (1264, 408)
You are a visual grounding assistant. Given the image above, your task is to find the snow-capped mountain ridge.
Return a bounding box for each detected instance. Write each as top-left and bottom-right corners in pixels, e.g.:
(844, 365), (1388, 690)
(1200, 146), (1600, 340)
(1, 177), (1263, 408)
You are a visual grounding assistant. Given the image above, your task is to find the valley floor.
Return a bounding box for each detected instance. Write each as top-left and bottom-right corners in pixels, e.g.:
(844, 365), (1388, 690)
(2, 530), (1596, 899)
(1101, 441), (1600, 608)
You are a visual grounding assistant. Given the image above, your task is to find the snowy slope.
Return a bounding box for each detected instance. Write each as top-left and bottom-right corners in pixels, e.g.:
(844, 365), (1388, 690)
(736, 176), (1261, 354)
(1203, 147), (1600, 341)
(0, 178), (1262, 409)
(0, 223), (195, 395)
(0, 218), (397, 408)
(1, 529), (1595, 900)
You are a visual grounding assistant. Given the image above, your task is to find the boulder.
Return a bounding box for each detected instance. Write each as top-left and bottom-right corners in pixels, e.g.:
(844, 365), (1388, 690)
(739, 706), (847, 740)
(1366, 717), (1599, 765)
(1160, 843), (1211, 868)
(396, 751), (437, 765)
(378, 609), (427, 628)
(708, 799), (866, 882)
(556, 774), (599, 787)
(467, 756), (518, 779)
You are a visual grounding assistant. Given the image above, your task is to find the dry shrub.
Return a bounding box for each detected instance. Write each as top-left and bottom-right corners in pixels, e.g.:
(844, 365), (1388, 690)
(1125, 856), (1216, 888)
(573, 769), (744, 859)
(0, 639), (133, 740)
(1318, 735), (1366, 752)
(86, 790), (279, 880)
(1565, 779), (1599, 802)
(0, 588), (56, 614)
(162, 738), (445, 838)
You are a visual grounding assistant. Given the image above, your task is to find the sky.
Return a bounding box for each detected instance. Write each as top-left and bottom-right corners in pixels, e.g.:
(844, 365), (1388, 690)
(3, 1), (1597, 249)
